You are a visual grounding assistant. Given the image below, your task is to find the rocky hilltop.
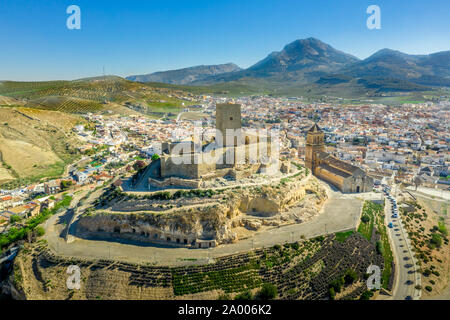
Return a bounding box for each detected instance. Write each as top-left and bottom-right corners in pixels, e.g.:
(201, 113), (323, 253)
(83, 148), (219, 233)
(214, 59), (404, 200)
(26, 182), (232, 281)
(76, 169), (327, 246)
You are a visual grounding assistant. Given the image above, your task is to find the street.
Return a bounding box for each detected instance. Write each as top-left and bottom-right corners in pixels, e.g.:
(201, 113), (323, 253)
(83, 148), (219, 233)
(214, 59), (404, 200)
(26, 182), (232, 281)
(384, 186), (421, 300)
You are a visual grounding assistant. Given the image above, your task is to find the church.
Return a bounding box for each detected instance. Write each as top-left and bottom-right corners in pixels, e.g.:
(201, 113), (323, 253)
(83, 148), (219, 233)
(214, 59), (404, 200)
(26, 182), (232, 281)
(305, 124), (373, 193)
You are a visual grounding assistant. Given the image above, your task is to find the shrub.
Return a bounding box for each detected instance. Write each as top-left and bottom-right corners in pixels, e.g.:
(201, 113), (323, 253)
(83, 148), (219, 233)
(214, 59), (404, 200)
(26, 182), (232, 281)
(234, 291), (253, 300)
(359, 290), (373, 300)
(430, 233), (442, 248)
(328, 287), (336, 300)
(257, 283), (277, 300)
(344, 269), (358, 285)
(437, 222), (448, 236)
(376, 241), (384, 255)
(9, 215), (21, 224)
(425, 286), (432, 292)
(329, 277), (345, 293)
(35, 226), (45, 237)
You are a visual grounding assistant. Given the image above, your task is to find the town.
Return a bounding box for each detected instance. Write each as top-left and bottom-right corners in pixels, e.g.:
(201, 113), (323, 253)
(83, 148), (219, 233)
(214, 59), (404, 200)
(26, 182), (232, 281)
(1, 94), (448, 236)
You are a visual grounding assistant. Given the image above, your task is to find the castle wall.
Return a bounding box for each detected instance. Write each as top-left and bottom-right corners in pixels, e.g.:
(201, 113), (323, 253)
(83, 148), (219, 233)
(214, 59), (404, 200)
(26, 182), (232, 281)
(160, 154), (200, 179)
(160, 140), (275, 181)
(149, 177), (201, 189)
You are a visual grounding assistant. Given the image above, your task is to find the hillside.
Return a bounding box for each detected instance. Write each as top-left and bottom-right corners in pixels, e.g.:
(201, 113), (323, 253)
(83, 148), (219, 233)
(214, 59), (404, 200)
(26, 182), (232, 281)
(126, 63), (242, 85)
(0, 107), (85, 188)
(0, 77), (200, 115)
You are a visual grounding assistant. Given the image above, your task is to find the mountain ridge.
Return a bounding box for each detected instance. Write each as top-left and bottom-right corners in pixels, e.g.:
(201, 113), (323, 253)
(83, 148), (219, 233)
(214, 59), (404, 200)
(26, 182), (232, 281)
(126, 63), (242, 85)
(126, 38), (450, 94)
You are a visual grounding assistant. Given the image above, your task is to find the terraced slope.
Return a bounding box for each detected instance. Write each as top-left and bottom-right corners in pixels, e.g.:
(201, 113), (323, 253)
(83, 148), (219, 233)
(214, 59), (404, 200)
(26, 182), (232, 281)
(0, 77), (198, 114)
(10, 233), (384, 300)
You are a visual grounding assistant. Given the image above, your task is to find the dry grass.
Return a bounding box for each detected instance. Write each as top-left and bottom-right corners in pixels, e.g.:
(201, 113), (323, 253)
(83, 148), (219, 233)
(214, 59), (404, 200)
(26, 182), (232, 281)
(400, 195), (450, 298)
(0, 107), (84, 187)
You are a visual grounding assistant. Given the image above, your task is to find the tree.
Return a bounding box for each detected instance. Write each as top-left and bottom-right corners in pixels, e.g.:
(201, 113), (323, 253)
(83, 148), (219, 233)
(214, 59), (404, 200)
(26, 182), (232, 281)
(10, 215), (21, 224)
(60, 180), (73, 191)
(151, 154), (160, 161)
(257, 283), (277, 300)
(344, 269), (358, 285)
(329, 277), (345, 293)
(430, 233), (442, 248)
(35, 226), (45, 237)
(359, 290), (373, 300)
(328, 287), (336, 300)
(376, 241), (384, 255)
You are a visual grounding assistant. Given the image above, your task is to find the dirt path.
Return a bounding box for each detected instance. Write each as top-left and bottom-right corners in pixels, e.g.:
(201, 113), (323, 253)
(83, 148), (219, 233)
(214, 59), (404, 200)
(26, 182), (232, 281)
(43, 184), (365, 267)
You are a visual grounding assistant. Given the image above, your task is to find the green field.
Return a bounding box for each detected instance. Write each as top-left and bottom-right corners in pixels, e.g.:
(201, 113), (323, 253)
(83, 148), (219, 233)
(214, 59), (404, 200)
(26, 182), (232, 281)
(357, 200), (393, 289)
(357, 201), (376, 241)
(335, 230), (355, 243)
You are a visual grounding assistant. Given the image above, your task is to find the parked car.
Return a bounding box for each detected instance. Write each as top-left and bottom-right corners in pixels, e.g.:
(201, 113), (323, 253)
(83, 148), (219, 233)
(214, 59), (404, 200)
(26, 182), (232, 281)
(388, 222), (394, 228)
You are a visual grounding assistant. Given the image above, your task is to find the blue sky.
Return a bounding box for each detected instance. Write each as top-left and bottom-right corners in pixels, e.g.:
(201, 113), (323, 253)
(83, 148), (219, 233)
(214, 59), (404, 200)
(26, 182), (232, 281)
(1, 0), (449, 81)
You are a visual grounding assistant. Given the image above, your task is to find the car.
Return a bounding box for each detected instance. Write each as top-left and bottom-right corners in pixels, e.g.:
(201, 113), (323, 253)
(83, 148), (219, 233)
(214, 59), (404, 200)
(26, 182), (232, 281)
(388, 222), (394, 228)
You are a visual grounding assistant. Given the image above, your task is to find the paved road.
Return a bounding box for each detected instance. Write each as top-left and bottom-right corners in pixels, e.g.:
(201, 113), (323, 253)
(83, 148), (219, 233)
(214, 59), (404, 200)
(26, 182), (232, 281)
(43, 187), (364, 266)
(384, 188), (421, 300)
(406, 186), (450, 201)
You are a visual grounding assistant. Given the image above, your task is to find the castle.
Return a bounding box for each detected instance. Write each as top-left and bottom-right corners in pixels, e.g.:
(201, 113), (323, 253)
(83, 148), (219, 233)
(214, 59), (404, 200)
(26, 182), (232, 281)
(141, 104), (287, 189)
(305, 124), (373, 193)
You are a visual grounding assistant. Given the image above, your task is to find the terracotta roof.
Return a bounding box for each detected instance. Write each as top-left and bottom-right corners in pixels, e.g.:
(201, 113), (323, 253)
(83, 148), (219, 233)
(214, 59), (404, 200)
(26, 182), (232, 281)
(0, 196), (12, 202)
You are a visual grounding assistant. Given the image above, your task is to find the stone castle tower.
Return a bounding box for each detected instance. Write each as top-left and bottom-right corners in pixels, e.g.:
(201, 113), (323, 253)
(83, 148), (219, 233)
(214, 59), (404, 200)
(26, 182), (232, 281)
(216, 103), (241, 147)
(305, 123), (325, 171)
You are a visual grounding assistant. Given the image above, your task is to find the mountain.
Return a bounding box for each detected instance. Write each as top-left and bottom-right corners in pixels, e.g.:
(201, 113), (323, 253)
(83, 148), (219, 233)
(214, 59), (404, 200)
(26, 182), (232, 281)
(125, 38), (450, 96)
(195, 38), (360, 85)
(247, 38), (359, 75)
(126, 63), (242, 85)
(338, 49), (450, 87)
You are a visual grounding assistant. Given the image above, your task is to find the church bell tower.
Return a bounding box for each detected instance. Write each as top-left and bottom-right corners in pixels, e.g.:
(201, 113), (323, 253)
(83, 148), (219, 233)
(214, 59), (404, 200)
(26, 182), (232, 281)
(305, 123), (325, 171)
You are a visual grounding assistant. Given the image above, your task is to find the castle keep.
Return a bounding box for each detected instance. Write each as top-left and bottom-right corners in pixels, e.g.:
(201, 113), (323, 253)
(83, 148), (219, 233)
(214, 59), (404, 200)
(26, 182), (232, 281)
(305, 124), (373, 193)
(144, 103), (284, 189)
